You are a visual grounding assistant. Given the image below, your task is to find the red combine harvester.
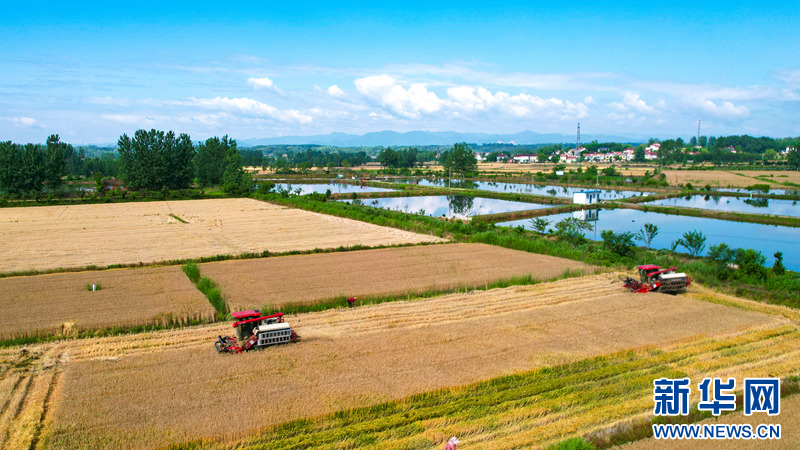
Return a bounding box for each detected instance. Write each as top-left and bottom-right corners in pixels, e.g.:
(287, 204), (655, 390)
(622, 265), (691, 294)
(215, 310), (298, 354)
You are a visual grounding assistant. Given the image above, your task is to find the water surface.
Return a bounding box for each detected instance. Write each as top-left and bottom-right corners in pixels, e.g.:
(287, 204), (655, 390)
(341, 195), (550, 219)
(387, 178), (652, 200)
(499, 208), (800, 271)
(644, 195), (800, 217)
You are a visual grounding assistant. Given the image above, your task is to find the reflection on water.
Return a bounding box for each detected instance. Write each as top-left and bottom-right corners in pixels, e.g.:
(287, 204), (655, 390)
(388, 178), (651, 199)
(447, 195), (474, 216)
(273, 182), (395, 195)
(340, 195), (550, 218)
(743, 198), (769, 208)
(644, 195), (800, 217)
(573, 208), (599, 221)
(714, 187), (800, 196)
(499, 208), (800, 271)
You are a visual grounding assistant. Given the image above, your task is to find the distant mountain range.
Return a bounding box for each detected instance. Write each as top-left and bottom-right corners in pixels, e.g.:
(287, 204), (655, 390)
(238, 130), (646, 147)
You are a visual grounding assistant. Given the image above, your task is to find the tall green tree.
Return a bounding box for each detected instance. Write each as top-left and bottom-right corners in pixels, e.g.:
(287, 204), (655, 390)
(635, 223), (659, 248)
(788, 149), (800, 170)
(0, 135), (70, 194)
(378, 147), (399, 168)
(633, 147), (645, 162)
(678, 230), (707, 257)
(195, 136), (234, 187)
(221, 144), (252, 195)
(442, 142), (477, 176)
(117, 129), (194, 190)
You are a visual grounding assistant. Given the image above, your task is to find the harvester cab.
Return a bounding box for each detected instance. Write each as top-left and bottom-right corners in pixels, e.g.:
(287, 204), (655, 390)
(215, 310), (298, 354)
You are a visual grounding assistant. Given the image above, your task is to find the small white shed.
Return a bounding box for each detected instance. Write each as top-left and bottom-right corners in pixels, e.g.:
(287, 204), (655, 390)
(573, 190), (600, 205)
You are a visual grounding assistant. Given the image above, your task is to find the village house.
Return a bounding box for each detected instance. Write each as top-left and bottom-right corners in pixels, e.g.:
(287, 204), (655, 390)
(513, 154), (535, 163)
(645, 142), (661, 152)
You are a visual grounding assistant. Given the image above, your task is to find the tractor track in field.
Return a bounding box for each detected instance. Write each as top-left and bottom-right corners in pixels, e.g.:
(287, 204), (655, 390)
(0, 345), (65, 450)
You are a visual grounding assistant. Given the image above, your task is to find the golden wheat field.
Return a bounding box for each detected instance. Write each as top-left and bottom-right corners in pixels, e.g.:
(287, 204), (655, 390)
(0, 198), (445, 273)
(0, 266), (215, 340)
(26, 274), (783, 448)
(200, 243), (592, 310)
(635, 169), (798, 188)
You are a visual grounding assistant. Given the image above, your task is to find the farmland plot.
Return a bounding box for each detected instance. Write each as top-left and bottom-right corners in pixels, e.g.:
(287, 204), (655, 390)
(0, 266), (214, 340)
(200, 243), (592, 310)
(42, 274), (783, 448)
(0, 198), (445, 273)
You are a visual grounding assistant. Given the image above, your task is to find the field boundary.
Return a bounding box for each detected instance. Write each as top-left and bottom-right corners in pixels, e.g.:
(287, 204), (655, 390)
(0, 241), (447, 279)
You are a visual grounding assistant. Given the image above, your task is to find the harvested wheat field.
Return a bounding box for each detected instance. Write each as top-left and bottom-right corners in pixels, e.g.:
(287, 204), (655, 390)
(658, 169), (787, 188)
(36, 274), (784, 448)
(200, 243), (592, 310)
(0, 266), (214, 340)
(0, 198), (444, 273)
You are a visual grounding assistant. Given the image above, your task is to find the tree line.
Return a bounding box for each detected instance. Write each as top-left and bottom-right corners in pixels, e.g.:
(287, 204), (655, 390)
(0, 130), (251, 195)
(117, 130), (250, 194)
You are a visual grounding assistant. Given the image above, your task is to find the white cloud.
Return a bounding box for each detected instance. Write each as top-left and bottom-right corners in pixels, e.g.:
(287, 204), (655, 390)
(327, 85), (346, 97)
(185, 96), (312, 124)
(610, 93), (655, 114)
(247, 77), (276, 89)
(691, 99), (750, 119)
(13, 117), (38, 127)
(101, 114), (156, 126)
(355, 75), (444, 119)
(354, 75), (590, 121)
(774, 68), (800, 88)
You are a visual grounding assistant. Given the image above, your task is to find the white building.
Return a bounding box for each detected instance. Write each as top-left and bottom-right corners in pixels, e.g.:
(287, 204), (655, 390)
(623, 148), (635, 160)
(513, 154), (535, 163)
(573, 190), (600, 204)
(559, 153), (578, 164)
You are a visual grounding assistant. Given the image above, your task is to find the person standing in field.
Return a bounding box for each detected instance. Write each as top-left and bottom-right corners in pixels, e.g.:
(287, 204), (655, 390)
(347, 297), (355, 308)
(443, 436), (459, 449)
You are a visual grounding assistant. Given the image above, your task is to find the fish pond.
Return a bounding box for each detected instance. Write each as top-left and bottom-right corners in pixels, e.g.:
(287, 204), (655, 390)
(341, 195), (550, 219)
(498, 207), (800, 271)
(644, 195), (800, 217)
(272, 182), (396, 195)
(713, 187), (800, 197)
(386, 178), (651, 200)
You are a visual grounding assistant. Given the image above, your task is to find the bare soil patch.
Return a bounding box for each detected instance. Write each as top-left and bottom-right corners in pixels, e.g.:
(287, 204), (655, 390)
(0, 266), (214, 340)
(0, 198), (444, 273)
(200, 243), (592, 310)
(44, 274), (782, 448)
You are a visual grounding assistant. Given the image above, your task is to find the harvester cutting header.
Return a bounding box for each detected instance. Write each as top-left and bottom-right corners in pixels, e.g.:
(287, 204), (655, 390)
(215, 310), (298, 354)
(622, 265), (691, 294)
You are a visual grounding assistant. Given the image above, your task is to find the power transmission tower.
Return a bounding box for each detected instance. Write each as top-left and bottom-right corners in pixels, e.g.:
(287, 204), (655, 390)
(697, 119), (701, 147)
(576, 123), (581, 152)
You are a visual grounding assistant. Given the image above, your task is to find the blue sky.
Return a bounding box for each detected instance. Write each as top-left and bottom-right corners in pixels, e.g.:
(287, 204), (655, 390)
(1, 1), (798, 144)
